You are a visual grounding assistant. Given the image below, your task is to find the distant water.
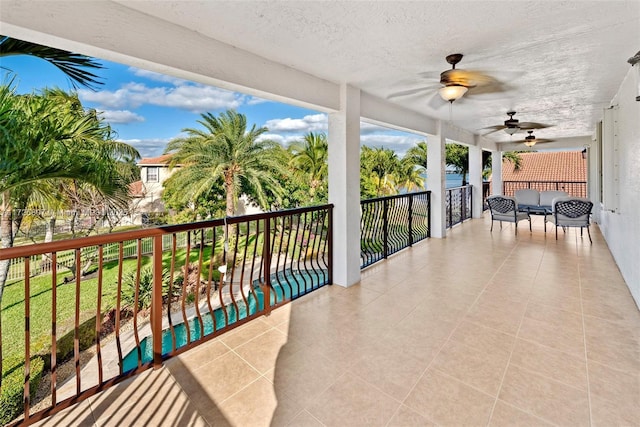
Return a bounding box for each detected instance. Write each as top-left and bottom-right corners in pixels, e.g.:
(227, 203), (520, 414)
(445, 173), (464, 188)
(420, 173), (465, 189)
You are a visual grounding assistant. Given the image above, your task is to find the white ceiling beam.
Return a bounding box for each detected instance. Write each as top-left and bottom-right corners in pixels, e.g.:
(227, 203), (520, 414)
(1, 0), (340, 112)
(359, 91), (438, 136)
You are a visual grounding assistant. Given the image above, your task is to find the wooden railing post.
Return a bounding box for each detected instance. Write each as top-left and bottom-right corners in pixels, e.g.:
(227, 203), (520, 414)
(151, 235), (163, 369)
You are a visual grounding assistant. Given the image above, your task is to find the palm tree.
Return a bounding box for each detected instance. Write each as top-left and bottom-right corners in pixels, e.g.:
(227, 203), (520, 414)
(165, 110), (284, 217)
(0, 36), (104, 90)
(396, 158), (425, 191)
(361, 146), (401, 197)
(0, 86), (139, 300)
(288, 132), (328, 203)
(404, 141), (428, 169)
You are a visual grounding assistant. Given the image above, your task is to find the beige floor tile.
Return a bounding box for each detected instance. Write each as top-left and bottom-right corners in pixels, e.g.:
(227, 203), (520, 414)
(583, 315), (640, 347)
(588, 360), (640, 411)
(489, 400), (554, 427)
(510, 338), (588, 390)
(349, 339), (430, 400)
(518, 316), (586, 358)
(261, 303), (293, 328)
(218, 317), (272, 349)
(174, 351), (261, 402)
(499, 364), (590, 426)
(590, 394), (640, 427)
(207, 377), (300, 427)
(431, 340), (510, 396)
(307, 373), (401, 427)
(387, 404), (436, 427)
(464, 304), (523, 335)
(266, 347), (344, 408)
(585, 337), (640, 372)
(234, 327), (305, 374)
(94, 371), (206, 426)
(524, 302), (584, 331)
(404, 369), (495, 426)
(172, 337), (230, 366)
(32, 400), (96, 427)
(284, 410), (324, 427)
(88, 368), (173, 416)
(450, 319), (516, 354)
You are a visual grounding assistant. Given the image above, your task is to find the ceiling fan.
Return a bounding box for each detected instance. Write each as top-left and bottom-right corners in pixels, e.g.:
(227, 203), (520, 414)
(514, 130), (555, 147)
(483, 111), (552, 135)
(387, 53), (509, 107)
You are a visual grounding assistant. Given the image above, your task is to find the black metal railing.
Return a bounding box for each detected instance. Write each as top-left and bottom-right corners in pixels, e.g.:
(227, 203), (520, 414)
(503, 181), (587, 198)
(446, 185), (472, 229)
(360, 191), (430, 268)
(483, 182), (491, 211)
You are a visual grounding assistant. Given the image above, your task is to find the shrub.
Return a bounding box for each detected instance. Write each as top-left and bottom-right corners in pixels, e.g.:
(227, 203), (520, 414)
(1, 355), (45, 425)
(121, 267), (174, 311)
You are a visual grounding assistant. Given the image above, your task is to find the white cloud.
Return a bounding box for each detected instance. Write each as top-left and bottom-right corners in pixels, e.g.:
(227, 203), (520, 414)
(79, 83), (247, 113)
(360, 122), (392, 134)
(119, 137), (172, 158)
(128, 67), (188, 85)
(264, 114), (328, 133)
(257, 133), (303, 146)
(360, 134), (424, 156)
(247, 96), (270, 106)
(99, 109), (144, 124)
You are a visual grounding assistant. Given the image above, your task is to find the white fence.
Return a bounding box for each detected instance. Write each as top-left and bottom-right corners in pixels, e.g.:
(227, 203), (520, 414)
(7, 234), (188, 283)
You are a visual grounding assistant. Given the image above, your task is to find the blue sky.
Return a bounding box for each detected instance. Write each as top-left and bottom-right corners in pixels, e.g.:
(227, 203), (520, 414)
(2, 51), (424, 158)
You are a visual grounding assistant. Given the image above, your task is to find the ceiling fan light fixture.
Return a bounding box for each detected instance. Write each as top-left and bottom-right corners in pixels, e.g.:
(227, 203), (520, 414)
(504, 126), (519, 135)
(524, 139), (537, 147)
(438, 84), (468, 102)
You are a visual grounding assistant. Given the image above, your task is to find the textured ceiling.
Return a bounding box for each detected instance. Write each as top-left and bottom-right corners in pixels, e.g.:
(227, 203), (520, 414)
(5, 1), (639, 144)
(116, 0), (639, 144)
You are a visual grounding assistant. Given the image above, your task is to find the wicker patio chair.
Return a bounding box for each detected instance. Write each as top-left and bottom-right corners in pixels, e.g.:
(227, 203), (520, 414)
(547, 197), (594, 243)
(486, 195), (531, 235)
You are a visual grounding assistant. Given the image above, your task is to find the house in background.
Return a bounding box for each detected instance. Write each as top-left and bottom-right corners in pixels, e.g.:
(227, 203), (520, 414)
(129, 154), (177, 224)
(501, 151), (587, 197)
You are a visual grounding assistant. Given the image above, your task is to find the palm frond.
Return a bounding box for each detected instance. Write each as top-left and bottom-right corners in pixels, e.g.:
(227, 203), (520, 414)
(0, 36), (104, 90)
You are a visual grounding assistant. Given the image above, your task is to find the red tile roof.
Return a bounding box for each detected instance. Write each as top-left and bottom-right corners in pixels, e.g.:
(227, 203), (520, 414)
(502, 151), (586, 182)
(138, 154), (173, 165)
(129, 180), (143, 197)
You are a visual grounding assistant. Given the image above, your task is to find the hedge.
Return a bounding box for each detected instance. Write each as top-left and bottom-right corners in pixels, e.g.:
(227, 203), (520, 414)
(1, 355), (45, 426)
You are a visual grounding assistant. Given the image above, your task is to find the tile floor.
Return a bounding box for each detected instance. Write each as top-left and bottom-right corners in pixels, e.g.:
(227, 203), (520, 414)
(34, 215), (640, 426)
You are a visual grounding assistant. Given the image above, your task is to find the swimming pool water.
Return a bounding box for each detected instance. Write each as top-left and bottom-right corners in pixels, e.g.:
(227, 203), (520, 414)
(122, 269), (327, 372)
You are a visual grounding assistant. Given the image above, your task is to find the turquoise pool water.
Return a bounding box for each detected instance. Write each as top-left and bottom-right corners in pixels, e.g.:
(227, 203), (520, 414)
(122, 269), (327, 372)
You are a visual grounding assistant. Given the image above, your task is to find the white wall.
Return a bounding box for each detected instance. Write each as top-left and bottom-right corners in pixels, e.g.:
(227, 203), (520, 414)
(599, 67), (640, 309)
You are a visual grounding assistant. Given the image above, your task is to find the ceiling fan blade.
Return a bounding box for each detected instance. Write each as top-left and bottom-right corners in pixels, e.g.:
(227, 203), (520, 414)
(416, 71), (441, 80)
(482, 125), (507, 130)
(513, 138), (555, 144)
(387, 86), (433, 100)
(481, 126), (506, 135)
(444, 69), (499, 87)
(517, 122), (553, 130)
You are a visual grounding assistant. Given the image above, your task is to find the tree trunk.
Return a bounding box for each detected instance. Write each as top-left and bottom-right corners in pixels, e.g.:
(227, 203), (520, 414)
(225, 177), (235, 217)
(0, 193), (14, 303)
(42, 216), (56, 269)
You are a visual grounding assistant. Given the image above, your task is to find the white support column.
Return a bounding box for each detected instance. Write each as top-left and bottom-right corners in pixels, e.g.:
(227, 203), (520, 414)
(468, 144), (484, 218)
(328, 84), (361, 288)
(491, 151), (503, 195)
(427, 122), (446, 238)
